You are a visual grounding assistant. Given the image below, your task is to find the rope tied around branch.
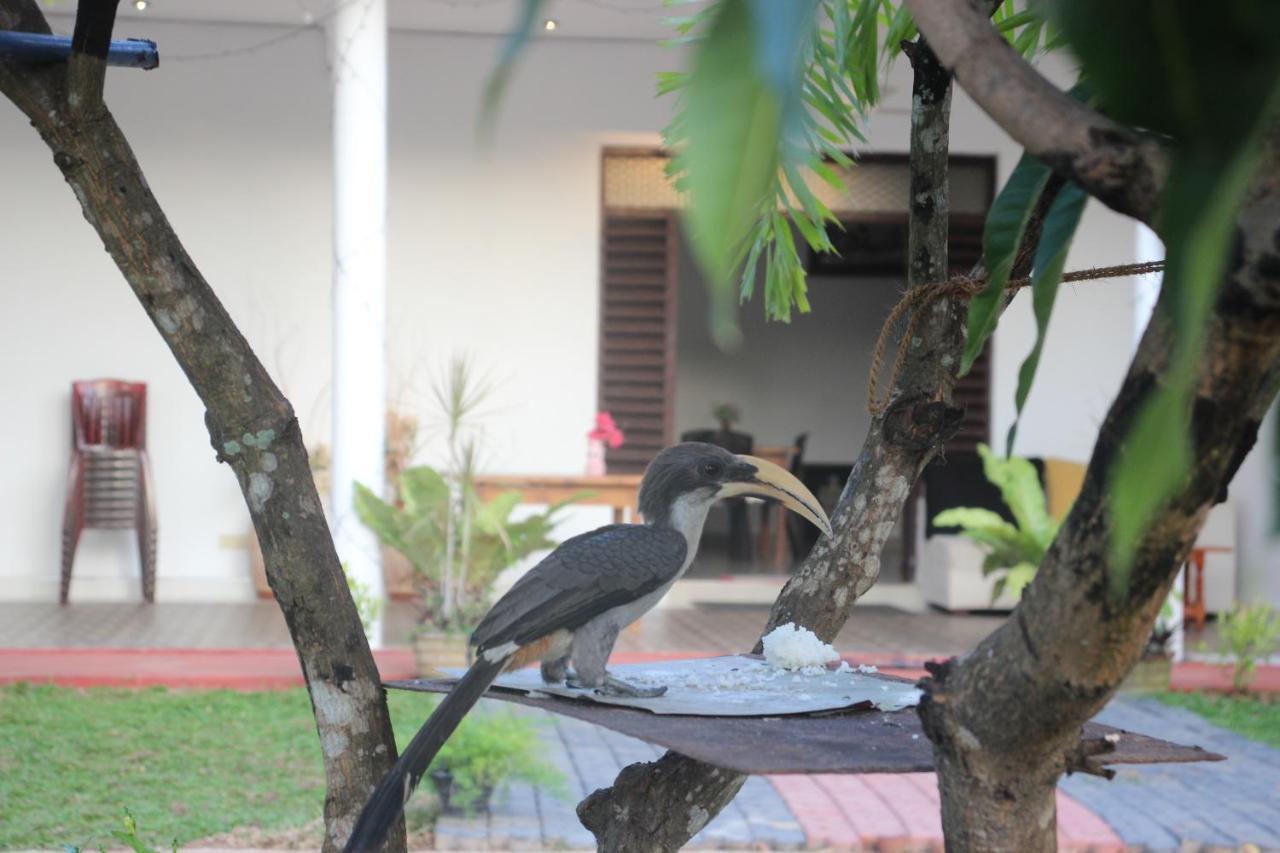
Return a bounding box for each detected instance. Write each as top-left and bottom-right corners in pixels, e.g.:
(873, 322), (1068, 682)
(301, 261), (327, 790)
(866, 260), (1167, 416)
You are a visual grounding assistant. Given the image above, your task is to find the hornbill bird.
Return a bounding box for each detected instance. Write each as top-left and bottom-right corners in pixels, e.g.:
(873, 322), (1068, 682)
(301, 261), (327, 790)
(343, 442), (833, 851)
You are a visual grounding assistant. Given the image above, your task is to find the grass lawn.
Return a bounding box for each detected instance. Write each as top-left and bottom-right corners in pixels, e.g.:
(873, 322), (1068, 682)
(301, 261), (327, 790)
(1155, 690), (1280, 749)
(0, 683), (446, 850)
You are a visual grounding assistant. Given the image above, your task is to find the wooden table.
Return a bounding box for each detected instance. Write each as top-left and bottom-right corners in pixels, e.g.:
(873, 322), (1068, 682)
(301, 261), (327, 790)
(473, 473), (644, 523)
(477, 445), (795, 562)
(751, 446), (800, 571)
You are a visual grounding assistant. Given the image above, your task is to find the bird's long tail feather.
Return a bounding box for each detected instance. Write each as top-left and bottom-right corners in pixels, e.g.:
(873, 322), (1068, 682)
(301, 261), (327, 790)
(343, 655), (507, 852)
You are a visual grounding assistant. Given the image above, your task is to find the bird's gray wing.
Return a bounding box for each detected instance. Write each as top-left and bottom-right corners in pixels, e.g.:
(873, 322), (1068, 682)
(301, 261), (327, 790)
(471, 524), (687, 653)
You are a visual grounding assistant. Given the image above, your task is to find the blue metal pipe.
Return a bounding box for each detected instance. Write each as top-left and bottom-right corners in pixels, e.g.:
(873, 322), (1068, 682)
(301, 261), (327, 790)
(0, 32), (158, 70)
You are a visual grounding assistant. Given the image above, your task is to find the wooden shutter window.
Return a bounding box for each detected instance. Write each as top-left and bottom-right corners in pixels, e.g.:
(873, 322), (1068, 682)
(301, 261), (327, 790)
(948, 213), (991, 451)
(598, 214), (676, 473)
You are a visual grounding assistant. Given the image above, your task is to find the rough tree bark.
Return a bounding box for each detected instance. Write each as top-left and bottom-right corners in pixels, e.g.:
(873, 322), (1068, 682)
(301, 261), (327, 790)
(578, 31), (1059, 851)
(899, 3), (1280, 849)
(904, 0), (1170, 226)
(0, 4), (404, 851)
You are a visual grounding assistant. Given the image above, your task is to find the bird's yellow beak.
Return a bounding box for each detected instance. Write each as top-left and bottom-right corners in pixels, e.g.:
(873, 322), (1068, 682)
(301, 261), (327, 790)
(719, 454), (834, 538)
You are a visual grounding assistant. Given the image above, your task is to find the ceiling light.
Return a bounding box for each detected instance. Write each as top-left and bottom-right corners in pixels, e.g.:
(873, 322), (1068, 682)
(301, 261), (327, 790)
(543, 19), (557, 31)
(133, 0), (148, 9)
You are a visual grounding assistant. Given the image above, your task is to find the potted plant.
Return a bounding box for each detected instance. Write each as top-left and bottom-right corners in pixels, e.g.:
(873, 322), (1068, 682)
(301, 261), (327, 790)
(424, 706), (565, 814)
(355, 464), (573, 671)
(355, 356), (578, 672)
(932, 444), (1062, 605)
(712, 402), (741, 435)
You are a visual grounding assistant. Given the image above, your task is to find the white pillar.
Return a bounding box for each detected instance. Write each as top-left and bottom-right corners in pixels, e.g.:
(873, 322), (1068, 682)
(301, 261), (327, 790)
(1133, 224), (1164, 348)
(328, 0), (388, 647)
(1134, 223), (1185, 657)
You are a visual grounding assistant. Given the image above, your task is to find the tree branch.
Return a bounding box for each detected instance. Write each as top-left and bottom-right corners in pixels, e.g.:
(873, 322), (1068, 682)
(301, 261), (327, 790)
(67, 0), (120, 116)
(0, 5), (405, 849)
(903, 0), (1170, 225)
(579, 31), (1061, 850)
(918, 127), (1280, 851)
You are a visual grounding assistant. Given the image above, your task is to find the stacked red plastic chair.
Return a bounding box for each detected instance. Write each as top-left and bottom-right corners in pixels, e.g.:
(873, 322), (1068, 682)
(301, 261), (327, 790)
(60, 379), (156, 603)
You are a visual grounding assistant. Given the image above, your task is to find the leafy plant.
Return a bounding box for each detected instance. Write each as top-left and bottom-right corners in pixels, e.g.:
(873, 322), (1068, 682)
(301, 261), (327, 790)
(711, 402), (741, 432)
(657, 0), (1054, 345)
(932, 445), (1062, 603)
(66, 808), (177, 853)
(355, 354), (581, 633)
(427, 705), (566, 812)
(355, 466), (574, 633)
(1217, 603), (1280, 694)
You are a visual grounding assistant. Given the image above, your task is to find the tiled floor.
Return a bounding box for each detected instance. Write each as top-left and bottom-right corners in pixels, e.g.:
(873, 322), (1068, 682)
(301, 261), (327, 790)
(0, 600), (1004, 659)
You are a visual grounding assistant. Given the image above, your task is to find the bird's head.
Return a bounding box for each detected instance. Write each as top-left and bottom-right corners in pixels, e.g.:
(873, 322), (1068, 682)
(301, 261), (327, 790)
(638, 442), (833, 537)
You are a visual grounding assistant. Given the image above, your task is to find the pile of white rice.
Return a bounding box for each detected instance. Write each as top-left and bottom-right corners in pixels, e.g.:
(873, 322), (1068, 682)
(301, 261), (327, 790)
(761, 623), (841, 672)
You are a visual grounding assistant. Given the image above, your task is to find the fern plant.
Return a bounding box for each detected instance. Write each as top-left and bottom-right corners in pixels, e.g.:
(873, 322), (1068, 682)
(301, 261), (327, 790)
(932, 444), (1062, 604)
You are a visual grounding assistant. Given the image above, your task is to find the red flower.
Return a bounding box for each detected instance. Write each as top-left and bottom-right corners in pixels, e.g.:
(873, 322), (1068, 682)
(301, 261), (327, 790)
(588, 411), (625, 449)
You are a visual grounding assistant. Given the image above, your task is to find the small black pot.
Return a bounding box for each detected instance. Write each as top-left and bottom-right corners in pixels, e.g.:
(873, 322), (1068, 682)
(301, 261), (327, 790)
(429, 768), (494, 815)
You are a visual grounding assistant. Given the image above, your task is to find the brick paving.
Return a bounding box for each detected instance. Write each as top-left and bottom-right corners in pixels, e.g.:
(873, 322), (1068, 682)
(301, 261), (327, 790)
(419, 693), (1278, 851)
(1063, 697), (1280, 850)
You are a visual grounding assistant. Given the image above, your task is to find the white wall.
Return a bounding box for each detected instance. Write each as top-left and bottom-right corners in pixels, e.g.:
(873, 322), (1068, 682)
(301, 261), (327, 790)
(1233, 405), (1280, 607)
(0, 19), (1143, 602)
(0, 19), (671, 600)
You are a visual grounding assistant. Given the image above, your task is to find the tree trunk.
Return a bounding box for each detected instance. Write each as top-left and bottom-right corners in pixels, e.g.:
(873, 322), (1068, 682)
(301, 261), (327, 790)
(580, 32), (1060, 851)
(0, 5), (404, 850)
(919, 128), (1280, 850)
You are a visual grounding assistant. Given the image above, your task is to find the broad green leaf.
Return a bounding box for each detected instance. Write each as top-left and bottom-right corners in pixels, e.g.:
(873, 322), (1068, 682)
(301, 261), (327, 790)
(474, 490), (523, 534)
(932, 506), (1016, 535)
(997, 562), (1038, 603)
(1054, 1), (1280, 146)
(663, 0), (874, 331)
(1005, 181), (1088, 455)
(400, 465), (450, 516)
(479, 0), (546, 138)
(1108, 141), (1271, 587)
(353, 482), (405, 552)
(679, 0), (797, 346)
(979, 444), (1054, 545)
(1050, 0), (1280, 590)
(962, 152), (1052, 375)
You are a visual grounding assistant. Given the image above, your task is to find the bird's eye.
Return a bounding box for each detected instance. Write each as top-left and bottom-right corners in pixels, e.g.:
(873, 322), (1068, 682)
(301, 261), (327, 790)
(700, 462), (722, 478)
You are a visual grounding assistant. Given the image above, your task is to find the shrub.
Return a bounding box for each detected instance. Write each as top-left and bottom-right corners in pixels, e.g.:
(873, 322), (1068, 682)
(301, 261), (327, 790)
(426, 705), (566, 811)
(1218, 602), (1280, 693)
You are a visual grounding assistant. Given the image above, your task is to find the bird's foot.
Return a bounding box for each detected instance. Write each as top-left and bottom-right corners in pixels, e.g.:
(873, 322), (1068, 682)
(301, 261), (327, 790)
(565, 674), (667, 698)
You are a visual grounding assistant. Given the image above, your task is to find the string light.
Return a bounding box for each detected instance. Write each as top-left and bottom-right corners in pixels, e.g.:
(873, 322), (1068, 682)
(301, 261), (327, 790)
(166, 0), (668, 63)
